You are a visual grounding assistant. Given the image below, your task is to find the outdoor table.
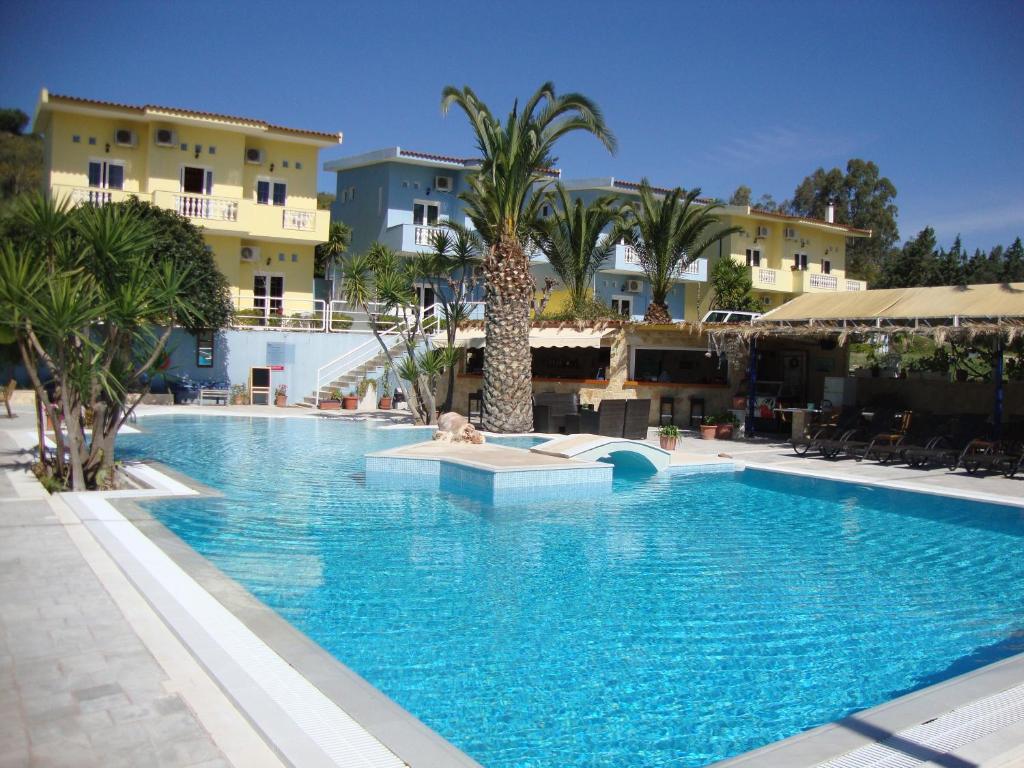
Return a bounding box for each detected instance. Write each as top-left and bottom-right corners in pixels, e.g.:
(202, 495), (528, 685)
(774, 407), (824, 440)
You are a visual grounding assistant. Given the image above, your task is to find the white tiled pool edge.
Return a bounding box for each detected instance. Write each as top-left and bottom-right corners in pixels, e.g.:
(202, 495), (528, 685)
(61, 491), (410, 768)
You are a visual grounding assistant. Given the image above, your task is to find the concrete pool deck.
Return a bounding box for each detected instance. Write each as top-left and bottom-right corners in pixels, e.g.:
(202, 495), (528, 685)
(2, 402), (1024, 767)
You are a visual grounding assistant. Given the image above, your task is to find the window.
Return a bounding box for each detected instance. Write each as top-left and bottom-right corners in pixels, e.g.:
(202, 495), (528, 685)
(793, 253), (808, 270)
(181, 166), (212, 195)
(413, 200), (440, 226)
(88, 160), (125, 190)
(822, 260), (832, 274)
(745, 248), (761, 267)
(631, 347), (725, 384)
(253, 274), (284, 320)
(256, 179), (287, 206)
(195, 331), (214, 368)
(611, 296), (632, 317)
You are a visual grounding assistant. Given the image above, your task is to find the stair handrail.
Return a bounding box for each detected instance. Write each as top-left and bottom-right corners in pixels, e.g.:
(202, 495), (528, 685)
(314, 315), (408, 405)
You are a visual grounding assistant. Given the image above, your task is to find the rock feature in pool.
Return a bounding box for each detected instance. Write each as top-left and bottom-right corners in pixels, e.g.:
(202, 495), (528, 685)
(364, 439), (612, 505)
(432, 412), (486, 444)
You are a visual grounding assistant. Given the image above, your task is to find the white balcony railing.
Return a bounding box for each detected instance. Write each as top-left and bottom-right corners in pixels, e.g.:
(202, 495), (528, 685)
(621, 245), (640, 265)
(757, 268), (777, 286)
(232, 295), (326, 331)
(70, 188), (113, 207)
(808, 273), (838, 291)
(414, 225), (440, 246)
(175, 193), (239, 222)
(282, 209), (317, 231)
(845, 279), (864, 291)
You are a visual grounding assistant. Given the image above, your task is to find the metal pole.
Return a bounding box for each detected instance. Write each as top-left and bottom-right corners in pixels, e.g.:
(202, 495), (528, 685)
(993, 335), (1004, 439)
(746, 337), (758, 439)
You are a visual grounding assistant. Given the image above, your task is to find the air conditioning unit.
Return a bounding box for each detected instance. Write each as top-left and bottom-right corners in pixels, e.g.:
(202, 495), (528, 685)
(114, 128), (137, 147)
(626, 279), (642, 292)
(154, 128), (177, 147)
(434, 175), (453, 192)
(762, 295), (773, 306)
(245, 148), (265, 165)
(756, 225), (770, 238)
(783, 226), (797, 239)
(240, 246), (261, 262)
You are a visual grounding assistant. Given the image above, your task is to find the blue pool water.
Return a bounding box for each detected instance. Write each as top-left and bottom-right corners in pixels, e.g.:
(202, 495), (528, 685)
(120, 416), (1024, 767)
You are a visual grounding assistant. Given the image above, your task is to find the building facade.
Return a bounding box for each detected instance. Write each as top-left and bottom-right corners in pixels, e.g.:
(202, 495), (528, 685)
(33, 89), (341, 326)
(325, 148), (869, 322)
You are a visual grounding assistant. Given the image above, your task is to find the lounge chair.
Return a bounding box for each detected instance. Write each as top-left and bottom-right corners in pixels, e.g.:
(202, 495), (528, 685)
(842, 410), (909, 460)
(579, 399), (627, 438)
(902, 415), (988, 470)
(623, 399), (652, 440)
(849, 411), (917, 463)
(955, 422), (1024, 476)
(812, 409), (895, 460)
(1, 379), (14, 418)
(791, 406), (860, 456)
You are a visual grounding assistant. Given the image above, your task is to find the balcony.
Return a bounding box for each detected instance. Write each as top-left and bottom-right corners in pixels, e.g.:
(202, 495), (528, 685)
(749, 266), (794, 292)
(52, 184), (149, 207)
(604, 244), (707, 281)
(380, 223), (445, 253)
(791, 270), (868, 293)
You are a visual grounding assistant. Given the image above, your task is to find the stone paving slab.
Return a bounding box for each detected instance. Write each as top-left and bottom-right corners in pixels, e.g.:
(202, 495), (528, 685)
(0, 410), (279, 768)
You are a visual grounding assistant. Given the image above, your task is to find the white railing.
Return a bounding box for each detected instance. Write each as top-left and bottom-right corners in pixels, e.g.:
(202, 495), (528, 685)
(845, 279), (864, 291)
(757, 268), (777, 286)
(232, 296), (326, 331)
(414, 225), (440, 246)
(329, 300), (412, 333)
(622, 245), (640, 265)
(676, 260), (702, 276)
(313, 318), (408, 405)
(282, 208), (317, 231)
(175, 193), (239, 222)
(419, 300), (485, 325)
(70, 188), (113, 206)
(809, 273), (838, 290)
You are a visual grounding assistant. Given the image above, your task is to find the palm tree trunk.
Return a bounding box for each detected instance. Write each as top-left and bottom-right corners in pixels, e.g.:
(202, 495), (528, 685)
(644, 301), (673, 324)
(482, 238), (534, 433)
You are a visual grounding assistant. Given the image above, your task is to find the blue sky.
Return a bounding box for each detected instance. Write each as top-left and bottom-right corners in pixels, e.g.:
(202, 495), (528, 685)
(3, 0), (1022, 250)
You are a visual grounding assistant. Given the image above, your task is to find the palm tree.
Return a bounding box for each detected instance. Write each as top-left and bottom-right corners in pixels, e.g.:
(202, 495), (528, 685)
(532, 184), (622, 316)
(441, 82), (616, 432)
(614, 180), (740, 323)
(316, 221), (352, 298)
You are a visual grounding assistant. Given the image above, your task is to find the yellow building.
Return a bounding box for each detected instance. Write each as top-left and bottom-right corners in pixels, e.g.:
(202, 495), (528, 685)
(717, 204), (869, 315)
(32, 89), (342, 324)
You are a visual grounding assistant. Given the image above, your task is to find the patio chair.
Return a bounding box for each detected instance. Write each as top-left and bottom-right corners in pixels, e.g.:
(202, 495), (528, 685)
(623, 399), (652, 440)
(902, 415), (988, 470)
(813, 409), (895, 460)
(850, 410), (919, 463)
(1, 379), (15, 418)
(955, 421), (1024, 476)
(579, 399), (627, 438)
(790, 406), (860, 456)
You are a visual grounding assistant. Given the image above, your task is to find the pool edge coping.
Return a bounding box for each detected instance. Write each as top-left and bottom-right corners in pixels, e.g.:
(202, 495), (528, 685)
(63, 460), (483, 768)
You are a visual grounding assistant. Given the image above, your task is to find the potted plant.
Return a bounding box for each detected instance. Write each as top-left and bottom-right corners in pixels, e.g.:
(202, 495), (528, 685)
(658, 424), (680, 451)
(230, 384), (248, 405)
(274, 384), (288, 407)
(378, 370), (394, 410)
(702, 412), (738, 440)
(318, 388), (342, 410)
(342, 389), (359, 410)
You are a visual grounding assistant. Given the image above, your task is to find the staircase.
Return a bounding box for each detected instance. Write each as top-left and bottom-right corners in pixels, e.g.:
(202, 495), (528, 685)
(298, 345), (395, 407)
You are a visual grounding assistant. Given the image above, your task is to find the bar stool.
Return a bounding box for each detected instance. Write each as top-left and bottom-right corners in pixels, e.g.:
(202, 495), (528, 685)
(659, 396), (675, 426)
(468, 390), (483, 426)
(689, 396), (705, 428)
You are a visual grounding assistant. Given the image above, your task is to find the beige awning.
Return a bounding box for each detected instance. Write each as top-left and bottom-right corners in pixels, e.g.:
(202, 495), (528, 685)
(757, 282), (1024, 324)
(441, 327), (615, 349)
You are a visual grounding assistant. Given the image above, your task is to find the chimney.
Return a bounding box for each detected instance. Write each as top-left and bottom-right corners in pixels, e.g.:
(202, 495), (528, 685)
(825, 200), (835, 224)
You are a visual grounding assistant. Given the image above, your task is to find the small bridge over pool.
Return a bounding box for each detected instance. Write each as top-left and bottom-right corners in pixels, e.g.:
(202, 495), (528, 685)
(531, 435), (672, 473)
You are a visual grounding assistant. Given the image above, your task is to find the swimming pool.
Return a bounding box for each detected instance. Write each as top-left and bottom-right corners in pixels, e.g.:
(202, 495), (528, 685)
(120, 416), (1024, 767)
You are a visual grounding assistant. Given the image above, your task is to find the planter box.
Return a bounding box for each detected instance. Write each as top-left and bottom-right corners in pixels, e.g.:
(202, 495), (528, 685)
(700, 424), (735, 440)
(318, 401), (341, 410)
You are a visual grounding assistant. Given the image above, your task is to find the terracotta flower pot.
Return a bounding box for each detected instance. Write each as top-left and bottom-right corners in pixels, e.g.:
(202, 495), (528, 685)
(342, 395), (358, 410)
(232, 396), (247, 405)
(659, 436), (678, 451)
(715, 424), (734, 440)
(318, 400), (341, 410)
(274, 395), (287, 407)
(378, 396), (392, 410)
(700, 424), (717, 440)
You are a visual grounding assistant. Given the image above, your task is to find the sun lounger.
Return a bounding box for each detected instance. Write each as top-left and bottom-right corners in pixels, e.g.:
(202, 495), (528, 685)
(902, 415), (988, 470)
(579, 399), (627, 438)
(1, 379), (15, 418)
(623, 399), (652, 440)
(955, 422), (1024, 476)
(849, 411), (916, 463)
(790, 407), (860, 456)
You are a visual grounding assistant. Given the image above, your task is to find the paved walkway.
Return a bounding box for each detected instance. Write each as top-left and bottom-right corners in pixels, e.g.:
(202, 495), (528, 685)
(0, 407), (280, 768)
